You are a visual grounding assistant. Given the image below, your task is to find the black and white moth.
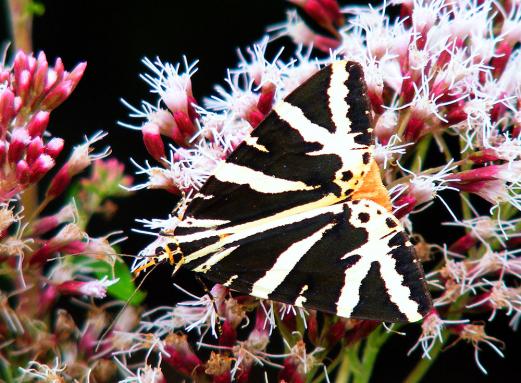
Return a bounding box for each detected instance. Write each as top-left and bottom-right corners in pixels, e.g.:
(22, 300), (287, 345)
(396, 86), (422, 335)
(139, 61), (432, 323)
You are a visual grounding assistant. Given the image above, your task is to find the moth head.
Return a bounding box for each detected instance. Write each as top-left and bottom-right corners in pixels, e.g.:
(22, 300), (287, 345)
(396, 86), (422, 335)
(134, 235), (184, 275)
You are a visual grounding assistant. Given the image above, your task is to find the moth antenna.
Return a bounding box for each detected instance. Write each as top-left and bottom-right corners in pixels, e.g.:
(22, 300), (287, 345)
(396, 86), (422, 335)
(195, 275), (223, 336)
(94, 262), (159, 352)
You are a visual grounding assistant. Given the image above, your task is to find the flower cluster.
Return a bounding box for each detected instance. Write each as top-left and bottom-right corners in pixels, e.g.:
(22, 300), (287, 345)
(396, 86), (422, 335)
(1, 50), (137, 382)
(123, 0), (521, 381)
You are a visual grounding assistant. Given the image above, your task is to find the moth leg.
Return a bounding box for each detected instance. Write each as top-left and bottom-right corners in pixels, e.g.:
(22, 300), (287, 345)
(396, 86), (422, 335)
(195, 275), (223, 336)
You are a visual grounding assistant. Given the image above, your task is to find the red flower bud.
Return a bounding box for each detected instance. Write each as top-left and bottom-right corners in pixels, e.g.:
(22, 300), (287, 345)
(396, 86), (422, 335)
(26, 137), (44, 164)
(142, 122), (166, 162)
(0, 88), (16, 132)
(219, 320), (237, 348)
(490, 41), (512, 79)
(163, 333), (203, 377)
(45, 137), (65, 158)
(15, 160), (30, 184)
(32, 52), (49, 99)
(27, 111), (50, 137)
(394, 194), (417, 219)
(449, 233), (477, 254)
(29, 154), (55, 182)
(41, 80), (74, 110)
(67, 62), (87, 92)
(8, 128), (30, 163)
(245, 108), (265, 128)
(257, 82), (276, 115)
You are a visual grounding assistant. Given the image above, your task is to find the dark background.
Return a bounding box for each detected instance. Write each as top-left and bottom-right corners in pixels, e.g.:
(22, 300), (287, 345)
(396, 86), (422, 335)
(1, 0), (519, 381)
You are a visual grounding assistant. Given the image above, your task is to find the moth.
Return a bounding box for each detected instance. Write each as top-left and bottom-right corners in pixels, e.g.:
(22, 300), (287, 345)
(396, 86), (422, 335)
(138, 61), (432, 323)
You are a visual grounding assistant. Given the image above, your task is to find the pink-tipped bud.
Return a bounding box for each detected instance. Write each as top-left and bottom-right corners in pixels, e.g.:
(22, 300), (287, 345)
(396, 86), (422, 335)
(16, 70), (31, 104)
(469, 149), (500, 164)
(45, 137), (65, 158)
(8, 128), (30, 163)
(404, 116), (424, 142)
(245, 108), (265, 129)
(0, 141), (6, 165)
(13, 51), (28, 84)
(15, 160), (30, 184)
(41, 80), (74, 110)
(67, 62), (87, 91)
(142, 122), (166, 162)
(29, 153), (55, 182)
(46, 166), (72, 198)
(0, 88), (16, 131)
(27, 111), (50, 137)
(32, 52), (49, 98)
(26, 137), (44, 164)
(490, 41), (512, 79)
(163, 333), (203, 377)
(173, 110), (196, 138)
(449, 233), (477, 254)
(187, 95), (199, 121)
(219, 320), (237, 348)
(394, 194), (417, 219)
(314, 34), (342, 52)
(257, 82), (276, 115)
(44, 58), (65, 93)
(400, 74), (416, 103)
(57, 277), (117, 299)
(445, 104), (468, 125)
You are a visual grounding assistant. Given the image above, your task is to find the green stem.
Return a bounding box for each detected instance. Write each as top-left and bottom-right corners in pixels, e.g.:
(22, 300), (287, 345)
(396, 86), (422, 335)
(352, 328), (393, 383)
(335, 344), (361, 383)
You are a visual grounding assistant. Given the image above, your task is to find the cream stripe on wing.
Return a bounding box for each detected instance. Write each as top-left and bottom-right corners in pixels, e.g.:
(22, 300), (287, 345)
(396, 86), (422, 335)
(328, 62), (351, 133)
(250, 223), (335, 299)
(192, 246), (239, 273)
(214, 162), (316, 194)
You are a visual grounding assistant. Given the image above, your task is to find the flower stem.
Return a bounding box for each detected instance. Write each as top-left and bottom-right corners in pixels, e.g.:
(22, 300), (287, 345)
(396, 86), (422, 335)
(352, 327), (392, 383)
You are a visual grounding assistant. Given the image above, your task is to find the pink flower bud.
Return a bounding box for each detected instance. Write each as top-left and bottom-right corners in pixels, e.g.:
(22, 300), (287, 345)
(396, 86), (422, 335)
(16, 69), (31, 104)
(469, 149), (499, 164)
(29, 153), (55, 182)
(314, 34), (342, 52)
(27, 111), (50, 137)
(67, 62), (87, 92)
(257, 82), (276, 115)
(26, 137), (44, 164)
(41, 80), (73, 110)
(8, 128), (30, 163)
(46, 166), (72, 198)
(32, 52), (49, 99)
(45, 137), (65, 158)
(245, 108), (265, 128)
(15, 160), (30, 184)
(142, 122), (166, 162)
(44, 58), (65, 93)
(13, 51), (28, 84)
(490, 41), (512, 79)
(219, 320), (236, 348)
(449, 233), (477, 254)
(0, 141), (6, 164)
(400, 74), (416, 103)
(57, 277), (118, 298)
(404, 116), (425, 142)
(39, 284), (58, 314)
(173, 110), (196, 138)
(394, 194), (417, 219)
(0, 88), (16, 131)
(163, 333), (203, 377)
(187, 95), (199, 121)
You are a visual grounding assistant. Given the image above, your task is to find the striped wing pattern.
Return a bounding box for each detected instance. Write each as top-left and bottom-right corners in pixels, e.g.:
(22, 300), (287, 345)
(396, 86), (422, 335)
(163, 61), (432, 322)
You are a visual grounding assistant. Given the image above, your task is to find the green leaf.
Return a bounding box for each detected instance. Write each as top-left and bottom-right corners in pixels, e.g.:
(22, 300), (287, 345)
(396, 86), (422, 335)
(25, 1), (45, 16)
(71, 256), (145, 305)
